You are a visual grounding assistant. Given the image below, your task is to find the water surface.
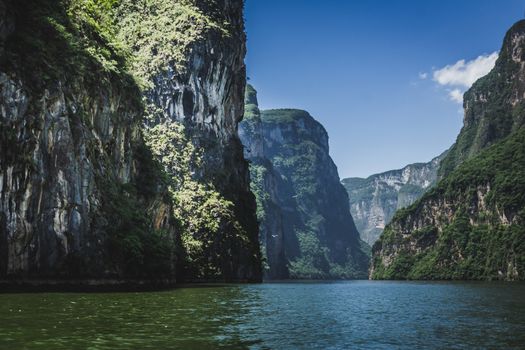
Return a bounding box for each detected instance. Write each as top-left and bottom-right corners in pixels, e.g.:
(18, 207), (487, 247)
(0, 281), (524, 349)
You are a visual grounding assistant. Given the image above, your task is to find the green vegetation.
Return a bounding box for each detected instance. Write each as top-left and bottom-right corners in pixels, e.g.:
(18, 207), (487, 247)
(262, 109), (315, 124)
(289, 231), (330, 279)
(438, 21), (525, 177)
(3, 0), (229, 91)
(2, 0), (182, 278)
(342, 153), (444, 246)
(101, 180), (176, 278)
(144, 120), (255, 280)
(242, 104), (369, 279)
(289, 231), (366, 279)
(112, 1), (257, 280)
(114, 0), (229, 88)
(373, 21), (525, 281)
(373, 128), (525, 280)
(3, 0), (255, 280)
(249, 162), (271, 224)
(4, 0), (139, 101)
(4, 0), (232, 92)
(398, 184), (425, 199)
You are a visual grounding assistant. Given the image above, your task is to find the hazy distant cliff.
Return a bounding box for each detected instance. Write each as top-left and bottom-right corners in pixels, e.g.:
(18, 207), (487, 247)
(0, 0), (261, 283)
(371, 20), (525, 281)
(240, 86), (369, 279)
(342, 152), (446, 246)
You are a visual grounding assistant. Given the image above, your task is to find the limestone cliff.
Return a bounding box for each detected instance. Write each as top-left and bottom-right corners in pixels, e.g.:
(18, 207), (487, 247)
(342, 152), (446, 246)
(0, 0), (261, 283)
(240, 87), (369, 279)
(0, 0), (176, 281)
(371, 20), (525, 281)
(438, 21), (525, 177)
(239, 85), (287, 279)
(114, 0), (261, 281)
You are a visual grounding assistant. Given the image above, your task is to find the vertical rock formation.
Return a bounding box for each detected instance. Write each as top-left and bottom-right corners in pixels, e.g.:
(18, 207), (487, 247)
(240, 86), (369, 279)
(342, 152), (446, 246)
(0, 0), (176, 281)
(114, 0), (261, 281)
(438, 21), (525, 178)
(371, 20), (525, 281)
(239, 85), (288, 279)
(0, 0), (261, 283)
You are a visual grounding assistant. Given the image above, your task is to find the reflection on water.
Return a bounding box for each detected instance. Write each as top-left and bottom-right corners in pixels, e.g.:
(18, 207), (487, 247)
(0, 281), (524, 349)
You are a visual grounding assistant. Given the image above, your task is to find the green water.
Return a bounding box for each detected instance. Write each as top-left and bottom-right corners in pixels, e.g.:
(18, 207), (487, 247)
(0, 281), (524, 349)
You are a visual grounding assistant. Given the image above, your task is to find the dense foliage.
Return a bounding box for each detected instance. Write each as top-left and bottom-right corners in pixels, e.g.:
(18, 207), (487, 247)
(274, 135), (368, 279)
(114, 0), (229, 88)
(373, 128), (525, 280)
(102, 181), (176, 278)
(3, 0), (229, 89)
(113, 0), (259, 281)
(3, 0), (136, 96)
(145, 121), (255, 279)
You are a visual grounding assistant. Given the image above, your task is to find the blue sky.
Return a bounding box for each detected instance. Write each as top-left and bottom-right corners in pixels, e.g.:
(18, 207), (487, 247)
(244, 0), (524, 178)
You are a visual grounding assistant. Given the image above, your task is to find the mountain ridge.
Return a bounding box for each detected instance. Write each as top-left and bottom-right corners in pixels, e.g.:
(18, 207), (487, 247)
(342, 151), (447, 245)
(371, 19), (525, 281)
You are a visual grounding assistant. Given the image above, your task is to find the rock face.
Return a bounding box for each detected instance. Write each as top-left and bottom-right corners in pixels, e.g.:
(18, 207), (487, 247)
(114, 0), (261, 281)
(240, 86), (369, 279)
(238, 85), (287, 279)
(0, 0), (261, 283)
(438, 22), (525, 178)
(0, 0), (176, 280)
(342, 152), (446, 246)
(371, 20), (525, 281)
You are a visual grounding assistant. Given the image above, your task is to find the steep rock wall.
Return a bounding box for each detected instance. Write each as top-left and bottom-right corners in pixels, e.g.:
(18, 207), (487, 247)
(240, 89), (369, 279)
(114, 0), (261, 281)
(0, 0), (261, 283)
(371, 21), (525, 281)
(0, 0), (176, 281)
(239, 85), (287, 279)
(342, 152), (446, 246)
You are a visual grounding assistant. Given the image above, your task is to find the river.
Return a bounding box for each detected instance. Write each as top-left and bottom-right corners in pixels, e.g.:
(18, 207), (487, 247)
(0, 281), (524, 349)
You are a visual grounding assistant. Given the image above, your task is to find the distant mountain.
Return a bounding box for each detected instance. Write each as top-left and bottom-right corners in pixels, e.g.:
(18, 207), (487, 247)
(240, 85), (369, 279)
(342, 152), (447, 246)
(371, 20), (525, 281)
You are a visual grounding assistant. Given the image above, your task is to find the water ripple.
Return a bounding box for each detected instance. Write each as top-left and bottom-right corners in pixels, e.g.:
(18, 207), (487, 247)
(0, 281), (524, 349)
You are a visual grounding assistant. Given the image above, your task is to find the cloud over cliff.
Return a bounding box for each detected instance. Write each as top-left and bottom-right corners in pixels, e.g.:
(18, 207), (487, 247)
(432, 52), (499, 103)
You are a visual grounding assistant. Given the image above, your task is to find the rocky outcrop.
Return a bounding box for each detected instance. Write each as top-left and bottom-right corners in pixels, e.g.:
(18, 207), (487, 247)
(0, 0), (261, 283)
(371, 20), (525, 281)
(439, 21), (525, 176)
(342, 152), (446, 246)
(0, 0), (176, 281)
(239, 85), (287, 279)
(115, 0), (261, 281)
(240, 87), (369, 279)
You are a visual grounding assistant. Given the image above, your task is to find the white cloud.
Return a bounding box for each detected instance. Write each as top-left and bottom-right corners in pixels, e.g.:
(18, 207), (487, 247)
(434, 52), (498, 87)
(448, 89), (463, 103)
(418, 72), (428, 80)
(432, 52), (498, 103)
